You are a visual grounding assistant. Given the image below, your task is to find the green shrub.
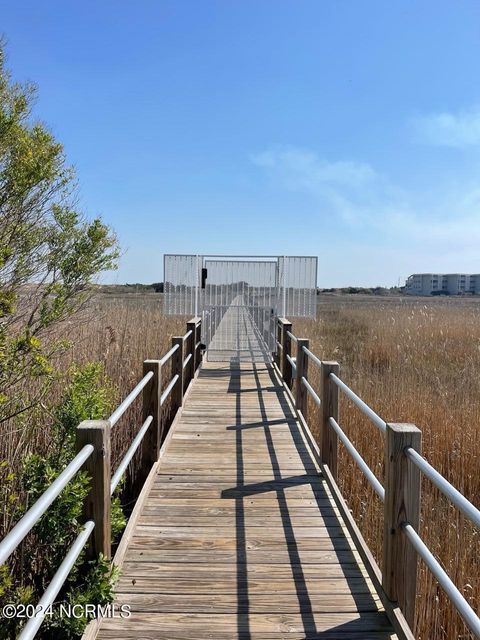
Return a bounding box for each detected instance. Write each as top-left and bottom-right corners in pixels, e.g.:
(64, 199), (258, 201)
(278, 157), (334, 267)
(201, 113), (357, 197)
(0, 363), (126, 639)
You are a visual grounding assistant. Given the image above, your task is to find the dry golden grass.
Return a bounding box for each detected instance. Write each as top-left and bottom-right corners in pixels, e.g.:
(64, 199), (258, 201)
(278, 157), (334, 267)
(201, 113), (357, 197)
(58, 294), (187, 481)
(3, 291), (478, 639)
(295, 294), (480, 640)
(0, 293), (186, 514)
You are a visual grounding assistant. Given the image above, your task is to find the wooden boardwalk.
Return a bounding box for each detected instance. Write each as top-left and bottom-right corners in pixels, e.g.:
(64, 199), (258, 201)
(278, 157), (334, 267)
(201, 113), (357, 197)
(206, 295), (272, 362)
(96, 322), (397, 639)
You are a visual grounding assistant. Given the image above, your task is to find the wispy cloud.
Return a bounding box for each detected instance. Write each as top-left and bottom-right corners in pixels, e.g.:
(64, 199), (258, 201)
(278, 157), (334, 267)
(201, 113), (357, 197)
(253, 148), (377, 188)
(411, 106), (480, 148)
(251, 146), (408, 226)
(251, 145), (480, 257)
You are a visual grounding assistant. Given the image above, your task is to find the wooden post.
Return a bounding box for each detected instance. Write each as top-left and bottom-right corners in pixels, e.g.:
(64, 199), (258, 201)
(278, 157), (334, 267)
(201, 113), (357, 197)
(76, 420), (111, 560)
(196, 317), (201, 367)
(295, 338), (309, 418)
(383, 423), (422, 629)
(141, 360), (162, 473)
(273, 318), (282, 368)
(280, 320), (293, 388)
(197, 318), (203, 366)
(171, 336), (184, 411)
(275, 320), (281, 366)
(186, 319), (197, 381)
(320, 361), (339, 480)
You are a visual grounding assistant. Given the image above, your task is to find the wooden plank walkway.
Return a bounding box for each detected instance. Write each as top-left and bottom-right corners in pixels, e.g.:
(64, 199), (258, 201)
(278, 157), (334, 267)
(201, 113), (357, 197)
(96, 355), (397, 638)
(207, 295), (272, 363)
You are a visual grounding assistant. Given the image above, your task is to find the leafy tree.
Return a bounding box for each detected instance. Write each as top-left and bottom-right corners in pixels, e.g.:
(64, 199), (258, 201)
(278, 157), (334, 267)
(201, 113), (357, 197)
(0, 44), (119, 429)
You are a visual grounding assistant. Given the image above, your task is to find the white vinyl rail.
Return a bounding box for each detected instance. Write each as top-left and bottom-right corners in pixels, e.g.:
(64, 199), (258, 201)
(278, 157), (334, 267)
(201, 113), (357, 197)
(402, 523), (480, 637)
(329, 417), (385, 500)
(302, 345), (321, 369)
(18, 521), (95, 640)
(0, 318), (203, 640)
(0, 444), (94, 565)
(161, 374), (179, 406)
(301, 376), (321, 406)
(109, 371), (154, 427)
(286, 354), (296, 370)
(405, 447), (480, 529)
(286, 330), (297, 342)
(329, 372), (387, 433)
(110, 416), (153, 494)
(159, 343), (179, 367)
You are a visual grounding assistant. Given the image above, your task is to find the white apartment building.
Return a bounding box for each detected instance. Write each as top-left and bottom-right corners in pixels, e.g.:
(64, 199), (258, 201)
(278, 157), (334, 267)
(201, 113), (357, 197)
(405, 274), (480, 295)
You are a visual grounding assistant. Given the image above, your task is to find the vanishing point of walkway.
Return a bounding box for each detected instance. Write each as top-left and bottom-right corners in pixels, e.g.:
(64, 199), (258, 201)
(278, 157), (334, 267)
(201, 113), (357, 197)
(96, 342), (397, 638)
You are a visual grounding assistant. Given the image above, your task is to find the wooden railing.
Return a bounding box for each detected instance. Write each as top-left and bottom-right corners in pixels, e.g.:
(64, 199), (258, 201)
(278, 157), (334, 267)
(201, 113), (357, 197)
(0, 316), (202, 640)
(275, 318), (480, 639)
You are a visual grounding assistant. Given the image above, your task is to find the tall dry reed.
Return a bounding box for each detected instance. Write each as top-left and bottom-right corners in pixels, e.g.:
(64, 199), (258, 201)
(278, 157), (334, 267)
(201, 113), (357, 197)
(3, 291), (478, 639)
(0, 293), (185, 532)
(296, 294), (480, 640)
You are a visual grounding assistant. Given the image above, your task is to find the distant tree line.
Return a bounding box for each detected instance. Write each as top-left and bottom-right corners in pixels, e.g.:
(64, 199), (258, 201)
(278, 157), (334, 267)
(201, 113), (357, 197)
(318, 286), (402, 295)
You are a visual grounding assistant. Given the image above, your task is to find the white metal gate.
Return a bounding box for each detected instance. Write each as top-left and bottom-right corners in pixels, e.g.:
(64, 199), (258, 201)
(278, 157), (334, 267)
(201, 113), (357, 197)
(202, 259), (277, 362)
(163, 254), (318, 363)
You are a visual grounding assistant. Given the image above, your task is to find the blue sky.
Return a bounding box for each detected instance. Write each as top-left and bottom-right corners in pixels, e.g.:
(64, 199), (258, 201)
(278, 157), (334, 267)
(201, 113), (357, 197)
(3, 0), (480, 286)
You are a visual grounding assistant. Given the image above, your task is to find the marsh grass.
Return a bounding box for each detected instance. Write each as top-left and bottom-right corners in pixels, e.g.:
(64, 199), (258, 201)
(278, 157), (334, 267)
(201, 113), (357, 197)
(2, 292), (478, 639)
(296, 295), (480, 640)
(0, 293), (185, 533)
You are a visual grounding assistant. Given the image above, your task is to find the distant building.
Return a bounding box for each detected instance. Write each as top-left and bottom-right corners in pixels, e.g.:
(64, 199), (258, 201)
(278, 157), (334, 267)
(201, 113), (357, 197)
(405, 273), (480, 295)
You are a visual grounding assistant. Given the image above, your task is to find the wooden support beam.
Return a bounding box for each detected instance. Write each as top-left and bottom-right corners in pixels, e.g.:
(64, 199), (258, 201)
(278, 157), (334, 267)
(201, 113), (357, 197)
(76, 420), (111, 560)
(171, 336), (184, 412)
(141, 360), (162, 473)
(295, 338), (309, 418)
(195, 319), (203, 367)
(320, 361), (339, 480)
(383, 423), (422, 629)
(186, 319), (197, 381)
(280, 319), (293, 388)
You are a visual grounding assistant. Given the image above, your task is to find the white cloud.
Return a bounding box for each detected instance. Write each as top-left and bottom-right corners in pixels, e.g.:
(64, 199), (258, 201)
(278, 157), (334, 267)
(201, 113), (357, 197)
(252, 148), (377, 188)
(251, 145), (480, 259)
(411, 107), (480, 148)
(251, 146), (408, 225)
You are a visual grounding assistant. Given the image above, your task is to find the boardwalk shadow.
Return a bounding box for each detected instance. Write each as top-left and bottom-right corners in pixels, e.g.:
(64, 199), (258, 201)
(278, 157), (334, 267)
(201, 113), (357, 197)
(220, 342), (380, 638)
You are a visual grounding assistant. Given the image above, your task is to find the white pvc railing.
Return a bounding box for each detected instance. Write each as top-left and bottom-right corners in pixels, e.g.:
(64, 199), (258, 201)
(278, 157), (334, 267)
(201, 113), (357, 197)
(0, 318), (202, 639)
(402, 523), (480, 637)
(109, 371), (154, 427)
(329, 417), (385, 500)
(301, 376), (320, 406)
(110, 416), (153, 494)
(18, 521), (95, 640)
(329, 372), (387, 433)
(0, 445), (94, 565)
(280, 322), (480, 638)
(405, 447), (480, 529)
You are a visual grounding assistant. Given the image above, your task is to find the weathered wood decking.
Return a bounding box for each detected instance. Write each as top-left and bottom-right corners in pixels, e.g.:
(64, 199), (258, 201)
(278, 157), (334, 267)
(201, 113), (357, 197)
(96, 355), (397, 638)
(206, 295), (273, 362)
